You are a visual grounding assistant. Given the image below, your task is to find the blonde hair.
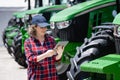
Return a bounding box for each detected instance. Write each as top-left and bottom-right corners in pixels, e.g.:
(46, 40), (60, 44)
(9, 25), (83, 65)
(27, 25), (37, 37)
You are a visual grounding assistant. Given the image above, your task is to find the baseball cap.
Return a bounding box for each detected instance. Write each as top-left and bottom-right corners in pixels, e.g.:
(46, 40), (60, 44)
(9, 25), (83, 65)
(31, 15), (50, 27)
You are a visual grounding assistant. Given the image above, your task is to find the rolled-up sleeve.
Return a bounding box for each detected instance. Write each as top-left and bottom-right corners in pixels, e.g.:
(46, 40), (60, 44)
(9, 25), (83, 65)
(24, 40), (37, 63)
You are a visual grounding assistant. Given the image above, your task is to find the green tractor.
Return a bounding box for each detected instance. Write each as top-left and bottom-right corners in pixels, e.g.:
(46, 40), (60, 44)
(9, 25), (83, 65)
(49, 0), (118, 79)
(78, 3), (120, 80)
(75, 12), (120, 80)
(50, 0), (116, 66)
(2, 16), (24, 56)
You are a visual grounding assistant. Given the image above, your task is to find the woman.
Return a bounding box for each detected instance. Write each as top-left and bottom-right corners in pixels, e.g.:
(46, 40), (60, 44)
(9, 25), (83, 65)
(24, 15), (63, 80)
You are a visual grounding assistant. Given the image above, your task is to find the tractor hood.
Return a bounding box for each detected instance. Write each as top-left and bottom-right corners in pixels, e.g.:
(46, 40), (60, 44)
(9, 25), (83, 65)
(13, 11), (27, 18)
(50, 0), (116, 22)
(13, 5), (67, 18)
(113, 13), (120, 25)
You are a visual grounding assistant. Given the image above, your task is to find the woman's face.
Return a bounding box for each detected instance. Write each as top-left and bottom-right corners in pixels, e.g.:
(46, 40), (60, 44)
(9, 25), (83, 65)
(36, 26), (47, 36)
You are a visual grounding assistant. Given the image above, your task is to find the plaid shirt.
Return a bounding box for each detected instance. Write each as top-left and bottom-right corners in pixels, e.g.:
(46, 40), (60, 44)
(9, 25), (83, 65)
(24, 34), (58, 80)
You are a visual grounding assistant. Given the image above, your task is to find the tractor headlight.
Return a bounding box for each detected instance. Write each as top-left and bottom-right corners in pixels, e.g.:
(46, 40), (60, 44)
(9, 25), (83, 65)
(50, 21), (71, 29)
(56, 21), (71, 29)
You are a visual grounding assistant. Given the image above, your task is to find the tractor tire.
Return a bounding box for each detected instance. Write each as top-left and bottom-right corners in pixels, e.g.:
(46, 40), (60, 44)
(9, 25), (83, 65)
(2, 30), (6, 47)
(67, 25), (116, 80)
(2, 30), (13, 56)
(14, 45), (27, 68)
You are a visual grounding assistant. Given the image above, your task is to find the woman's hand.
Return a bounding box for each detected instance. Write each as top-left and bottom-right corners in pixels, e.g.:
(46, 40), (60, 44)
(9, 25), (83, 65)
(55, 45), (64, 60)
(56, 45), (64, 55)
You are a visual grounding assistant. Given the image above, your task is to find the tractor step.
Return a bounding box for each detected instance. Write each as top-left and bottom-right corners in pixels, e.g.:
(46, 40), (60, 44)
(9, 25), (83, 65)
(80, 54), (120, 80)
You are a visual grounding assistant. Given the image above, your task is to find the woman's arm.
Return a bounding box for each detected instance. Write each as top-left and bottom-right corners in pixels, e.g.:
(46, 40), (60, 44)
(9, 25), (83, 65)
(37, 49), (55, 62)
(24, 40), (38, 63)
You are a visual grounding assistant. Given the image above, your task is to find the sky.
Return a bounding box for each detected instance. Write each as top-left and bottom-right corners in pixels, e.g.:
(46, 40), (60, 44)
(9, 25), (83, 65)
(0, 0), (31, 7)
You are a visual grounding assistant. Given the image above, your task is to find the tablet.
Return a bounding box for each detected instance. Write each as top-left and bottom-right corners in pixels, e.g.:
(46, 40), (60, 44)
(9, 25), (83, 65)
(54, 41), (69, 49)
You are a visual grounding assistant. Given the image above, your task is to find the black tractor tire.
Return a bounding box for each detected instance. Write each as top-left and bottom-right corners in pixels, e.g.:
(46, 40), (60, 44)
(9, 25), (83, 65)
(14, 45), (27, 68)
(67, 25), (116, 80)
